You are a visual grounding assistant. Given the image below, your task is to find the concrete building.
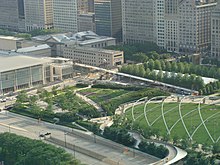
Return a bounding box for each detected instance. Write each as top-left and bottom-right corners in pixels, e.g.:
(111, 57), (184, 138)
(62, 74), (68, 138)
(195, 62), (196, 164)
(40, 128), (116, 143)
(95, 0), (122, 42)
(0, 52), (51, 94)
(211, 0), (220, 60)
(0, 0), (25, 32)
(78, 0), (89, 14)
(164, 0), (179, 53)
(0, 36), (23, 51)
(15, 44), (51, 57)
(122, 0), (155, 44)
(24, 0), (53, 32)
(70, 31), (116, 48)
(0, 52), (75, 94)
(154, 0), (165, 48)
(53, 0), (78, 33)
(88, 0), (95, 12)
(77, 13), (96, 32)
(178, 0), (216, 54)
(63, 46), (124, 67)
(32, 31), (116, 56)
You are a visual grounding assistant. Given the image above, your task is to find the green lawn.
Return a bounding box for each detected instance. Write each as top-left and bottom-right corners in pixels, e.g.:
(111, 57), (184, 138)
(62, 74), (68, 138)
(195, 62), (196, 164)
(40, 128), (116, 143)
(126, 102), (220, 145)
(79, 88), (130, 103)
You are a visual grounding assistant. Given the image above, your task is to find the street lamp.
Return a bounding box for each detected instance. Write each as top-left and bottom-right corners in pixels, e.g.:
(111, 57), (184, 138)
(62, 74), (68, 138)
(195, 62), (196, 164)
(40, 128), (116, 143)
(93, 133), (96, 143)
(64, 132), (67, 147)
(73, 144), (76, 158)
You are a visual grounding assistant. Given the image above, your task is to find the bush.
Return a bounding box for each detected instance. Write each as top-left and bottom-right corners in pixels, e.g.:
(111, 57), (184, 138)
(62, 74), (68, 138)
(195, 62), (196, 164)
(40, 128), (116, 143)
(138, 140), (168, 159)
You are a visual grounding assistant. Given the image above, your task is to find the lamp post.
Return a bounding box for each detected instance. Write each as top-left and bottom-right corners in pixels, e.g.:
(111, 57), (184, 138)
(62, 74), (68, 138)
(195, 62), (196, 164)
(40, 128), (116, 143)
(73, 144), (76, 158)
(94, 133), (96, 143)
(64, 132), (67, 147)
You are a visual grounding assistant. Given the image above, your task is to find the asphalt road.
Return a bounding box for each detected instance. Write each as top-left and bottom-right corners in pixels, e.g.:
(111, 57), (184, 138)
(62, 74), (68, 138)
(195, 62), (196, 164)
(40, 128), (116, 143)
(0, 111), (160, 165)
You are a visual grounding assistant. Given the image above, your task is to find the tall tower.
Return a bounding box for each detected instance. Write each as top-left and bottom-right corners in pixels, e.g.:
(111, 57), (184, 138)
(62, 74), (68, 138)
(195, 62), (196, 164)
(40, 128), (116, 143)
(211, 0), (220, 60)
(178, 0), (216, 54)
(121, 0), (154, 44)
(164, 0), (180, 53)
(95, 0), (122, 42)
(53, 0), (78, 33)
(78, 0), (89, 14)
(154, 0), (165, 48)
(24, 0), (53, 32)
(0, 0), (25, 32)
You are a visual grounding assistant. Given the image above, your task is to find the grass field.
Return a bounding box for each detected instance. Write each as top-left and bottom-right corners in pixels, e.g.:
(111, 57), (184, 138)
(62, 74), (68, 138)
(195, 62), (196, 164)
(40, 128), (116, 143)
(126, 102), (220, 145)
(79, 88), (130, 103)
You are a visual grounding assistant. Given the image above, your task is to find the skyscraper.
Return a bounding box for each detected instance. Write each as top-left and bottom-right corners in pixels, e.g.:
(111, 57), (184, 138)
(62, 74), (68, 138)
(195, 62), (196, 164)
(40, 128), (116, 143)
(95, 0), (122, 42)
(121, 0), (155, 44)
(178, 0), (216, 53)
(0, 0), (25, 32)
(24, 0), (53, 32)
(211, 0), (220, 60)
(78, 0), (89, 14)
(53, 0), (78, 33)
(164, 0), (179, 52)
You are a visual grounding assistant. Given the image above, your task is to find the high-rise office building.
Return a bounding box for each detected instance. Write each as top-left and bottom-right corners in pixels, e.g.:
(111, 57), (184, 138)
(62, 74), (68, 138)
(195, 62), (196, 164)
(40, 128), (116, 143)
(164, 0), (179, 52)
(0, 0), (25, 32)
(78, 0), (89, 14)
(211, 0), (220, 60)
(88, 0), (94, 12)
(154, 0), (165, 48)
(78, 13), (96, 32)
(178, 0), (216, 53)
(53, 0), (78, 33)
(95, 0), (122, 42)
(122, 0), (154, 44)
(24, 0), (53, 32)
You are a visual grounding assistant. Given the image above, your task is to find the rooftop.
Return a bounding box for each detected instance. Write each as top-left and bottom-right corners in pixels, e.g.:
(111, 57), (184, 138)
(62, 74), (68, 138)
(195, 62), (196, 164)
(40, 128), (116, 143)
(66, 46), (123, 54)
(0, 51), (51, 72)
(16, 44), (50, 53)
(0, 35), (23, 41)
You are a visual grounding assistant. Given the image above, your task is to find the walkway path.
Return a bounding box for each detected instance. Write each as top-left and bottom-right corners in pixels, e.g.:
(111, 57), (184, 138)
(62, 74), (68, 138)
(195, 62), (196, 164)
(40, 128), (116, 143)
(0, 111), (160, 165)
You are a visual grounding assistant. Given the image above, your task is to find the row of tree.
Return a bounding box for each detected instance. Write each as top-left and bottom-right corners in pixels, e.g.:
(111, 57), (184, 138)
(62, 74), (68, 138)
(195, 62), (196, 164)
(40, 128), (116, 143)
(103, 126), (135, 146)
(200, 81), (220, 95)
(143, 59), (220, 79)
(0, 133), (81, 165)
(138, 140), (168, 159)
(120, 64), (205, 90)
(106, 43), (169, 61)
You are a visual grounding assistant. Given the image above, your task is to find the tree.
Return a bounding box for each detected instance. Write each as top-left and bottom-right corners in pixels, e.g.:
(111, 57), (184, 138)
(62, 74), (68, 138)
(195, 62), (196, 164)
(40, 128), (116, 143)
(138, 65), (145, 77)
(0, 133), (81, 165)
(160, 60), (166, 70)
(212, 143), (220, 154)
(165, 61), (171, 71)
(171, 62), (178, 72)
(157, 70), (163, 81)
(16, 91), (29, 103)
(145, 68), (151, 78)
(148, 59), (155, 70)
(154, 60), (162, 70)
(133, 53), (149, 63)
(177, 62), (185, 73)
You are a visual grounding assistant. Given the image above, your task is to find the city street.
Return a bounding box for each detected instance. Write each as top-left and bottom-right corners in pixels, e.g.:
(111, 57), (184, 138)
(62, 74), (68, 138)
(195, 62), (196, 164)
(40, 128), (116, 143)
(0, 111), (160, 165)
